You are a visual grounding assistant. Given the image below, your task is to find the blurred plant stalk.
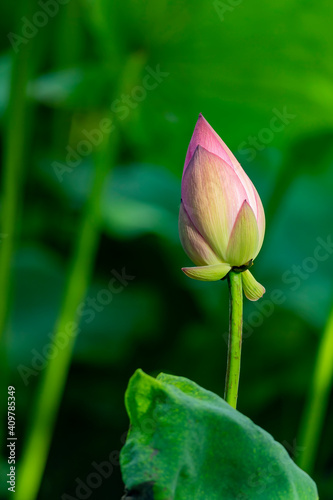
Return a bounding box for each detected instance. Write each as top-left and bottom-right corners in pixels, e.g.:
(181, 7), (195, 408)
(16, 127), (118, 500)
(0, 3), (36, 340)
(0, 0), (40, 460)
(16, 49), (148, 500)
(297, 306), (333, 474)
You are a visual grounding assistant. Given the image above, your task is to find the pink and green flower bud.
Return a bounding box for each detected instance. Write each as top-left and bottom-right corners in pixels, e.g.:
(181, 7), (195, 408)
(179, 114), (265, 301)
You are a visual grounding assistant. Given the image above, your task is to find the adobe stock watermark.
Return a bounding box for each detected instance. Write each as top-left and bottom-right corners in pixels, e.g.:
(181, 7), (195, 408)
(17, 268), (135, 386)
(237, 107), (296, 163)
(223, 235), (333, 344)
(61, 444), (124, 500)
(61, 394), (164, 499)
(7, 0), (71, 54)
(52, 64), (170, 182)
(213, 0), (243, 22)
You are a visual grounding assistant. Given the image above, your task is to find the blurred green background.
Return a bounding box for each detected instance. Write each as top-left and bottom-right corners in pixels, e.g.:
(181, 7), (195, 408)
(1, 0), (333, 498)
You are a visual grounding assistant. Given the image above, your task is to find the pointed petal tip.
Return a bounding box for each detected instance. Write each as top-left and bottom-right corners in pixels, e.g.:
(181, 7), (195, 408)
(238, 199), (252, 213)
(192, 143), (223, 161)
(197, 112), (209, 125)
(184, 114), (234, 171)
(196, 113), (210, 129)
(225, 201), (259, 267)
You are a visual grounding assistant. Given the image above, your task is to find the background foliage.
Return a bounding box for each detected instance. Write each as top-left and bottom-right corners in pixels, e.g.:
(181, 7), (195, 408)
(1, 0), (333, 498)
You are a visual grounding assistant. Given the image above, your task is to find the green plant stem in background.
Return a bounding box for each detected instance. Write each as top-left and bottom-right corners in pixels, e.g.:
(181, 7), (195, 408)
(0, 0), (37, 458)
(224, 271), (243, 409)
(0, 14), (34, 341)
(16, 131), (118, 500)
(296, 306), (333, 474)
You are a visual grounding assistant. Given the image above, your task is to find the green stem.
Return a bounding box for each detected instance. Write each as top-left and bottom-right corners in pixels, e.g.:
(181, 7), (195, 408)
(0, 0), (38, 457)
(0, 10), (34, 339)
(16, 132), (117, 500)
(296, 306), (333, 474)
(224, 271), (243, 409)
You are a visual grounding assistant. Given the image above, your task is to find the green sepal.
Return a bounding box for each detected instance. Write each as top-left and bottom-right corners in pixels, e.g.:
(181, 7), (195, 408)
(241, 269), (265, 301)
(182, 262), (231, 281)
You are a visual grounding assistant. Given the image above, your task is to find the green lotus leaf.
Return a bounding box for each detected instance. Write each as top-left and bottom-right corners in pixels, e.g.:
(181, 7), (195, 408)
(121, 369), (318, 500)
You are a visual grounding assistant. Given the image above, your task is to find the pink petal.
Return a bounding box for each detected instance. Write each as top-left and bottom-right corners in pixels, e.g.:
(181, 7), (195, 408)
(179, 202), (221, 266)
(230, 161), (259, 221)
(184, 113), (233, 170)
(225, 201), (259, 267)
(182, 146), (248, 263)
(253, 186), (265, 258)
(184, 114), (259, 219)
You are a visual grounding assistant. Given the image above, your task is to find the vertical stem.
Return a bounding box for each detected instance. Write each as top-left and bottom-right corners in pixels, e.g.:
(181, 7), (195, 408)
(0, 8), (34, 339)
(224, 271), (243, 409)
(16, 131), (118, 500)
(0, 0), (38, 457)
(296, 306), (333, 473)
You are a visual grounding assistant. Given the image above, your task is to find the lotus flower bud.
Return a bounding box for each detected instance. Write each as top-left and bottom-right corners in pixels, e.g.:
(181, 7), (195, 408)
(179, 114), (265, 301)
